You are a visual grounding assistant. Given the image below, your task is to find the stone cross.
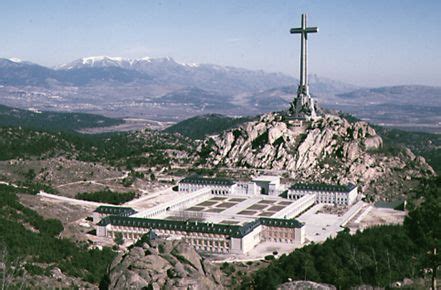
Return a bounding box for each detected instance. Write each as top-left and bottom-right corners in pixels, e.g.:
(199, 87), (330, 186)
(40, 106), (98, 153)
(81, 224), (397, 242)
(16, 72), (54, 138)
(290, 14), (318, 96)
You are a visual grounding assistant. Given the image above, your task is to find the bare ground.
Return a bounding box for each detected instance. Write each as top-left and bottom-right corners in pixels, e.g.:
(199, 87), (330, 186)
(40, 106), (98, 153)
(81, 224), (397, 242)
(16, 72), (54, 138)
(346, 206), (406, 233)
(18, 194), (95, 242)
(0, 157), (121, 186)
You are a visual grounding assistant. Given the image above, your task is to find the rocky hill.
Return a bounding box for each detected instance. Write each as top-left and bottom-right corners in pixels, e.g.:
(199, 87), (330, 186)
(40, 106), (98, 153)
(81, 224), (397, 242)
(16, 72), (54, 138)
(107, 238), (223, 289)
(197, 112), (435, 198)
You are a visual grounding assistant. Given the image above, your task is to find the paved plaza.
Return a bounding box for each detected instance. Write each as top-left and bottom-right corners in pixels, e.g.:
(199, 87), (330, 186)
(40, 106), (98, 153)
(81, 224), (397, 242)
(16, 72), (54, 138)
(165, 195), (299, 225)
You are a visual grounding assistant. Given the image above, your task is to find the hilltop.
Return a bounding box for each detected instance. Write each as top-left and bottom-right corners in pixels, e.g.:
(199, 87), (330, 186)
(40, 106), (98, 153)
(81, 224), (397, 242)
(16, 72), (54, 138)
(196, 112), (435, 199)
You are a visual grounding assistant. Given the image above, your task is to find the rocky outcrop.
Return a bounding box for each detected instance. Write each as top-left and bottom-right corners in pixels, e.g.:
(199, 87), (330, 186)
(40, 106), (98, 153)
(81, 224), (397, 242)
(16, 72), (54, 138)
(108, 239), (223, 290)
(198, 112), (434, 197)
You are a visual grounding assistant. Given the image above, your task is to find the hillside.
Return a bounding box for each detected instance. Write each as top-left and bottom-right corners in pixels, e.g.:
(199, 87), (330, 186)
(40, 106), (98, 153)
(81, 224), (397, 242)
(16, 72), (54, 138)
(164, 114), (255, 139)
(0, 126), (194, 169)
(374, 125), (441, 174)
(0, 184), (116, 288)
(0, 104), (123, 131)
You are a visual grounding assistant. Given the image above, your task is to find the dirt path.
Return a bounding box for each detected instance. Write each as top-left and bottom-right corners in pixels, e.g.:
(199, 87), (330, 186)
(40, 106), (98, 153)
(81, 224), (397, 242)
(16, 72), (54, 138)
(56, 171), (130, 188)
(0, 181), (20, 188)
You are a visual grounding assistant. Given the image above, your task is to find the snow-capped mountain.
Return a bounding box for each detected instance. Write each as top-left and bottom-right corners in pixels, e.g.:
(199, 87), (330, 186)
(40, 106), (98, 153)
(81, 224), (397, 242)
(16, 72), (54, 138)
(0, 56), (363, 96)
(53, 56), (296, 94)
(58, 56), (180, 70)
(0, 58), (36, 67)
(8, 58), (24, 63)
(0, 58), (55, 86)
(58, 56), (132, 69)
(0, 56), (366, 97)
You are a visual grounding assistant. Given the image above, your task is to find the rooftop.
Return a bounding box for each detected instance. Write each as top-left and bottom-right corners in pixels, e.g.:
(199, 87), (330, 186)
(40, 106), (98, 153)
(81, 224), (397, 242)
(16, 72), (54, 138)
(94, 206), (137, 215)
(260, 217), (304, 228)
(99, 215), (249, 238)
(98, 215), (304, 238)
(252, 175), (280, 183)
(179, 175), (235, 186)
(289, 183), (356, 192)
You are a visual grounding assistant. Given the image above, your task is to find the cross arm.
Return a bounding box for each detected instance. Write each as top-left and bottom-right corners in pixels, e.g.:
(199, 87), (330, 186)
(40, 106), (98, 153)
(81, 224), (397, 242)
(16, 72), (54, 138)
(305, 27), (318, 33)
(290, 27), (319, 34)
(290, 28), (303, 34)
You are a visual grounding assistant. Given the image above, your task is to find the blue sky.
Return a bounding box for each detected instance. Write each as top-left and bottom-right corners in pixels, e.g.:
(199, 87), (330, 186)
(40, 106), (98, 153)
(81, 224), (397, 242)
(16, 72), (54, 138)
(1, 0), (440, 86)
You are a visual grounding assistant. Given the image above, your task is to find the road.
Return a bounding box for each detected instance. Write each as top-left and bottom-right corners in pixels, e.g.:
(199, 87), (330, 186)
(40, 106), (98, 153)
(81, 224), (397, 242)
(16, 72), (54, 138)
(37, 191), (112, 207)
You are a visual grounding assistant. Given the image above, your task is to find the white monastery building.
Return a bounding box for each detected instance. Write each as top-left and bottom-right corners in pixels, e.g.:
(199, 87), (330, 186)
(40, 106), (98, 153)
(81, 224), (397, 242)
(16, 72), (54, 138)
(287, 183), (358, 206)
(178, 175), (282, 196)
(97, 216), (305, 254)
(178, 176), (237, 195)
(92, 206), (137, 223)
(94, 175), (358, 254)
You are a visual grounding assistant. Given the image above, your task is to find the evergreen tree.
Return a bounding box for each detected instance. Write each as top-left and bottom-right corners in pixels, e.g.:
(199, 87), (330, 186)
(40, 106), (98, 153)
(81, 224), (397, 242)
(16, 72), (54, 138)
(114, 232), (124, 246)
(404, 184), (441, 290)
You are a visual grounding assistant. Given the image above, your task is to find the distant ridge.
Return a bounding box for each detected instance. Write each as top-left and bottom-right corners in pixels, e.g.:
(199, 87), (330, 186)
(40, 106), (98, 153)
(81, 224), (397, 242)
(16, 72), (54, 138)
(0, 104), (123, 131)
(337, 85), (441, 106)
(164, 114), (255, 139)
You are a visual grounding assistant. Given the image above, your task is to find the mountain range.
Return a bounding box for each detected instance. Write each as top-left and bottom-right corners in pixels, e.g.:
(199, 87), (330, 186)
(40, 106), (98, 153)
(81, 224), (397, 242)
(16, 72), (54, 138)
(0, 56), (440, 132)
(0, 56), (296, 94)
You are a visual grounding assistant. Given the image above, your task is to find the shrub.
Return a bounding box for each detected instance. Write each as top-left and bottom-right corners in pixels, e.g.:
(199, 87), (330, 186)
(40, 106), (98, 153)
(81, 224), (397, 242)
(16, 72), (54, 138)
(264, 255), (275, 261)
(252, 131), (269, 149)
(75, 190), (136, 205)
(114, 232), (124, 245)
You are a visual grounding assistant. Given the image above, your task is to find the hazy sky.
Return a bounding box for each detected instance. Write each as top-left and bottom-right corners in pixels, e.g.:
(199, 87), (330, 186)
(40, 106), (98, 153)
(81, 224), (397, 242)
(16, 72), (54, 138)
(1, 0), (440, 87)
